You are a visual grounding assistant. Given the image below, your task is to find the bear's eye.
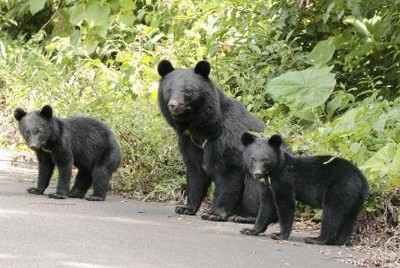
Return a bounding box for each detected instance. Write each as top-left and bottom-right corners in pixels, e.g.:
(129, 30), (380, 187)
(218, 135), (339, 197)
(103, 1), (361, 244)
(183, 88), (192, 96)
(250, 158), (255, 163)
(24, 131), (30, 137)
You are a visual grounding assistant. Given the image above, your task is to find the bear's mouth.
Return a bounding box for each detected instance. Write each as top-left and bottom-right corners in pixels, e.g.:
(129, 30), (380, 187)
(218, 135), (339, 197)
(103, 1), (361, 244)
(259, 176), (271, 186)
(253, 173), (267, 180)
(169, 107), (191, 117)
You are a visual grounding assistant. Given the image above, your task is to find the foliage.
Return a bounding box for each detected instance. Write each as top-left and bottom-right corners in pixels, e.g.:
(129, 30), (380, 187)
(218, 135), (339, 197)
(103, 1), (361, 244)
(0, 0), (399, 213)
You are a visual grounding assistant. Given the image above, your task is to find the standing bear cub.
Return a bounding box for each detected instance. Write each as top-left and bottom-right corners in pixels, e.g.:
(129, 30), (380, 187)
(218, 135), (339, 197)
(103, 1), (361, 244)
(157, 60), (266, 222)
(240, 133), (369, 245)
(14, 105), (122, 201)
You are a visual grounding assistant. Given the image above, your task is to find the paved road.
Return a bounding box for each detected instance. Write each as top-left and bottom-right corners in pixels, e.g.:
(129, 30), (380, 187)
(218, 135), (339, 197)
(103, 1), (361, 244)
(0, 149), (361, 268)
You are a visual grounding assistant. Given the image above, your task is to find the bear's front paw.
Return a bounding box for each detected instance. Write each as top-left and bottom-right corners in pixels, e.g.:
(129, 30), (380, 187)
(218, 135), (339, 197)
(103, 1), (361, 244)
(27, 187), (44, 195)
(85, 195), (105, 201)
(175, 206), (196, 215)
(271, 232), (289, 240)
(48, 193), (68, 199)
(240, 228), (260, 236)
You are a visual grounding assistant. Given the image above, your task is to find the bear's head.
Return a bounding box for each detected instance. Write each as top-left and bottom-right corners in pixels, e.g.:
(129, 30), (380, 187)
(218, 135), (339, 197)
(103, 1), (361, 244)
(14, 105), (55, 151)
(241, 132), (283, 180)
(157, 60), (218, 122)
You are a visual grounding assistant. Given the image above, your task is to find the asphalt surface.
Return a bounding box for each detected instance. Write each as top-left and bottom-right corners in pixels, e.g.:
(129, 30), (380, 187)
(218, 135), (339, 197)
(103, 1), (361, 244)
(0, 148), (362, 268)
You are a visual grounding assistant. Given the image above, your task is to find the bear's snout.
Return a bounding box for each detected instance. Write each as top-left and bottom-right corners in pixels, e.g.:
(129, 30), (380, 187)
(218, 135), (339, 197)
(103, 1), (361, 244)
(29, 145), (39, 151)
(167, 100), (186, 115)
(252, 172), (265, 180)
(28, 137), (41, 151)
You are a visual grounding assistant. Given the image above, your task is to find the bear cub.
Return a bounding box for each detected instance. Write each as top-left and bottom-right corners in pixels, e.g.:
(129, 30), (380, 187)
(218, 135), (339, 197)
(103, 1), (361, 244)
(240, 132), (369, 245)
(14, 105), (122, 201)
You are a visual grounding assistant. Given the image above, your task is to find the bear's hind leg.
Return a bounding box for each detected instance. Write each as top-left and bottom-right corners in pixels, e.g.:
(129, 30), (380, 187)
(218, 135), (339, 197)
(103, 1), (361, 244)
(334, 200), (364, 245)
(202, 168), (245, 222)
(68, 169), (92, 198)
(86, 166), (110, 201)
(305, 206), (343, 245)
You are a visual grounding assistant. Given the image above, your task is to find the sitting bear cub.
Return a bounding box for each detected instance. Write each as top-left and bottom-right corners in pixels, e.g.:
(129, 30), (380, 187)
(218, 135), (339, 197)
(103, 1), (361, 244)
(240, 132), (369, 245)
(14, 105), (121, 201)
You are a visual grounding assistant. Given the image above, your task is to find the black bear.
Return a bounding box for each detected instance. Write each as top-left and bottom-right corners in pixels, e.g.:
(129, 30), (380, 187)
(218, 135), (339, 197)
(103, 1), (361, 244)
(157, 60), (266, 222)
(14, 105), (122, 201)
(240, 132), (369, 245)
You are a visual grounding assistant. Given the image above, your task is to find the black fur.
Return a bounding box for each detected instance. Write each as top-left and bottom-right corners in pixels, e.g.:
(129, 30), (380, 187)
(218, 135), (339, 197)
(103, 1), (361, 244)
(157, 60), (266, 222)
(240, 133), (369, 245)
(14, 105), (122, 201)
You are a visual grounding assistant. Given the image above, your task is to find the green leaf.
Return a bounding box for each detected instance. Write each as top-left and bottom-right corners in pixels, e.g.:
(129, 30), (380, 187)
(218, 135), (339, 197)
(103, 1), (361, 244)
(326, 91), (355, 120)
(85, 1), (111, 30)
(266, 66), (336, 111)
(361, 143), (400, 181)
(344, 17), (372, 39)
(306, 39), (336, 66)
(83, 38), (99, 54)
(29, 0), (47, 15)
(69, 4), (86, 25)
(116, 11), (135, 26)
(120, 0), (136, 11)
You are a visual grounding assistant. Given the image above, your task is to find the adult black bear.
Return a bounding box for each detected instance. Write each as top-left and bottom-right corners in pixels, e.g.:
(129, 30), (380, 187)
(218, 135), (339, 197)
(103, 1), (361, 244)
(157, 60), (266, 222)
(14, 105), (122, 201)
(240, 133), (369, 245)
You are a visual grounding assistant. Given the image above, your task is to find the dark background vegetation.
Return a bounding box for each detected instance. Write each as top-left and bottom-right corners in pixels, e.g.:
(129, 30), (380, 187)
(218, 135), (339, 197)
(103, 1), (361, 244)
(0, 0), (399, 266)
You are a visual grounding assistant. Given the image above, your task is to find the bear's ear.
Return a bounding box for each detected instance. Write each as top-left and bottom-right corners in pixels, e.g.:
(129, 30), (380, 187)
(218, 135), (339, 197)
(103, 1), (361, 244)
(157, 60), (175, 77)
(268, 134), (283, 148)
(40, 105), (53, 120)
(194, 61), (210, 78)
(241, 132), (257, 146)
(14, 108), (27, 121)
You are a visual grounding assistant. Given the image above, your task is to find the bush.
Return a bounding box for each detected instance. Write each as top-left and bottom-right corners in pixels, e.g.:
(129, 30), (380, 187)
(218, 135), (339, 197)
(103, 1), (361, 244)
(1, 0), (399, 211)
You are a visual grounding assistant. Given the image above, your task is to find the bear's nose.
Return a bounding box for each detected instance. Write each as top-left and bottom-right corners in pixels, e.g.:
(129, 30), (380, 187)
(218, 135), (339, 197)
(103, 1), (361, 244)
(167, 99), (178, 110)
(168, 103), (177, 110)
(30, 145), (38, 151)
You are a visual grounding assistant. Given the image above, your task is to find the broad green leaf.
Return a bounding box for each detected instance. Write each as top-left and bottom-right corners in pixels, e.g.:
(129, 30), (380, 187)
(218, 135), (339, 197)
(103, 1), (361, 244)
(306, 39), (335, 66)
(120, 0), (136, 11)
(29, 0), (47, 15)
(326, 91), (354, 119)
(362, 143), (400, 180)
(69, 4), (86, 25)
(85, 1), (111, 29)
(350, 142), (361, 153)
(266, 66), (336, 111)
(344, 17), (372, 38)
(116, 11), (135, 26)
(372, 114), (387, 132)
(82, 38), (99, 54)
(289, 108), (317, 122)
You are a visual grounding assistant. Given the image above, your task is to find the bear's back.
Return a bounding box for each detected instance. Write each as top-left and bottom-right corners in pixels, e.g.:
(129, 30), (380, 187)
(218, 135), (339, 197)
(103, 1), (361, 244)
(220, 94), (265, 132)
(292, 155), (368, 207)
(61, 117), (120, 168)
